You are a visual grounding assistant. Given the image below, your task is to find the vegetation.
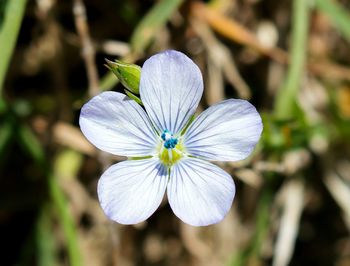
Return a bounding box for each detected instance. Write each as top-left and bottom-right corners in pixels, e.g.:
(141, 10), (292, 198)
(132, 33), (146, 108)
(1, 0), (350, 265)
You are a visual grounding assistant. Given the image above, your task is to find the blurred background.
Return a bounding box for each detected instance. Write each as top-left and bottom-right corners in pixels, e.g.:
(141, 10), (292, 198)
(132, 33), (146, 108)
(1, 0), (350, 265)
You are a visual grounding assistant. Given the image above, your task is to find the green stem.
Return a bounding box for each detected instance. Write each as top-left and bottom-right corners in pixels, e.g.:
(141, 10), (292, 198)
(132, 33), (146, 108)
(36, 207), (56, 266)
(18, 126), (82, 266)
(274, 0), (310, 119)
(48, 174), (81, 266)
(0, 0), (28, 95)
(229, 188), (272, 266)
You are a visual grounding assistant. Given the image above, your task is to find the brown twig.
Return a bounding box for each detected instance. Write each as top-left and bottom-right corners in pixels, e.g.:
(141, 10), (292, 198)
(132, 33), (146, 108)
(72, 0), (114, 174)
(191, 1), (350, 82)
(273, 179), (305, 266)
(53, 121), (96, 156)
(324, 171), (350, 231)
(73, 0), (100, 97)
(190, 1), (288, 64)
(191, 19), (251, 99)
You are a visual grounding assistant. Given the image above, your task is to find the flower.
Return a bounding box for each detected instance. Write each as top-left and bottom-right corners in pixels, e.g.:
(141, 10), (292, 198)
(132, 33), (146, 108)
(79, 50), (262, 226)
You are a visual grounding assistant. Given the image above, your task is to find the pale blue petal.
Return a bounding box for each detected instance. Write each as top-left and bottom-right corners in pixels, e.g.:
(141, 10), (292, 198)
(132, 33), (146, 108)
(140, 50), (203, 135)
(184, 99), (262, 161)
(79, 91), (157, 157)
(97, 158), (168, 224)
(167, 157), (235, 226)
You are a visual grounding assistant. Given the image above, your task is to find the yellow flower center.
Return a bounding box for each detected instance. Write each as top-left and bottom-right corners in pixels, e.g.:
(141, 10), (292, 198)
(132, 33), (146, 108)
(158, 139), (185, 166)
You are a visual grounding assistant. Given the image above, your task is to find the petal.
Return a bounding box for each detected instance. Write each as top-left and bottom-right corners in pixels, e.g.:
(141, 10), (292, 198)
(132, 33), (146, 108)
(167, 157), (235, 226)
(97, 158), (168, 224)
(140, 50), (203, 135)
(79, 91), (157, 157)
(184, 99), (262, 161)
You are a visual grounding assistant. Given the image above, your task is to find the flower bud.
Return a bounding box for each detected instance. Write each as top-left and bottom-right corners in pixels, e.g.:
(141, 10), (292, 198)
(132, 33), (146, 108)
(105, 59), (141, 94)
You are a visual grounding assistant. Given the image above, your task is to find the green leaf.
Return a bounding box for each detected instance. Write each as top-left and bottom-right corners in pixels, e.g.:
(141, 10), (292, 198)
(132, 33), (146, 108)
(124, 89), (143, 105)
(105, 59), (141, 94)
(130, 0), (184, 54)
(315, 0), (350, 43)
(0, 120), (12, 155)
(17, 125), (46, 167)
(0, 98), (7, 114)
(0, 0), (28, 95)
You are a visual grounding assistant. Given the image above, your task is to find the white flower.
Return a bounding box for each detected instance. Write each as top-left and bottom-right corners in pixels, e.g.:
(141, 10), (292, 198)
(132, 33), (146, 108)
(79, 50), (262, 226)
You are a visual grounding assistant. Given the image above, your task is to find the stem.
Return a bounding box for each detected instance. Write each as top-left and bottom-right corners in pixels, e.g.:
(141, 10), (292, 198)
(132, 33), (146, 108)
(230, 188), (272, 266)
(73, 0), (100, 97)
(274, 0), (310, 119)
(36, 207), (56, 266)
(18, 126), (82, 266)
(48, 174), (82, 266)
(0, 0), (28, 95)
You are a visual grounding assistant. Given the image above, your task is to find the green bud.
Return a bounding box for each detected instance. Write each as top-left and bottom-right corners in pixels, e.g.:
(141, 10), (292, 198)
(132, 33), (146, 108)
(105, 59), (141, 94)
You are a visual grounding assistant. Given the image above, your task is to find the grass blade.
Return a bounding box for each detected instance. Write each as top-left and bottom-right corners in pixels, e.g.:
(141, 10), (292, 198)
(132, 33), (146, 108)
(18, 126), (82, 266)
(0, 0), (28, 94)
(130, 0), (184, 54)
(315, 0), (350, 42)
(274, 0), (310, 119)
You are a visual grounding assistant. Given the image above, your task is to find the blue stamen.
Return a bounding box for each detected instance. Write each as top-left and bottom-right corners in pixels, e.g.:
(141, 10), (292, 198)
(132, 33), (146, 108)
(161, 129), (178, 149)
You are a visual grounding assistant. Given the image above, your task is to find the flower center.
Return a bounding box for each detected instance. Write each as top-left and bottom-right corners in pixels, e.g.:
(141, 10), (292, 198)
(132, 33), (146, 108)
(159, 130), (184, 166)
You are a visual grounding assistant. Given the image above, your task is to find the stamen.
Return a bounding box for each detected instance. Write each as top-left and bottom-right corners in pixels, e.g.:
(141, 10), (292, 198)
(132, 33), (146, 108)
(161, 129), (178, 149)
